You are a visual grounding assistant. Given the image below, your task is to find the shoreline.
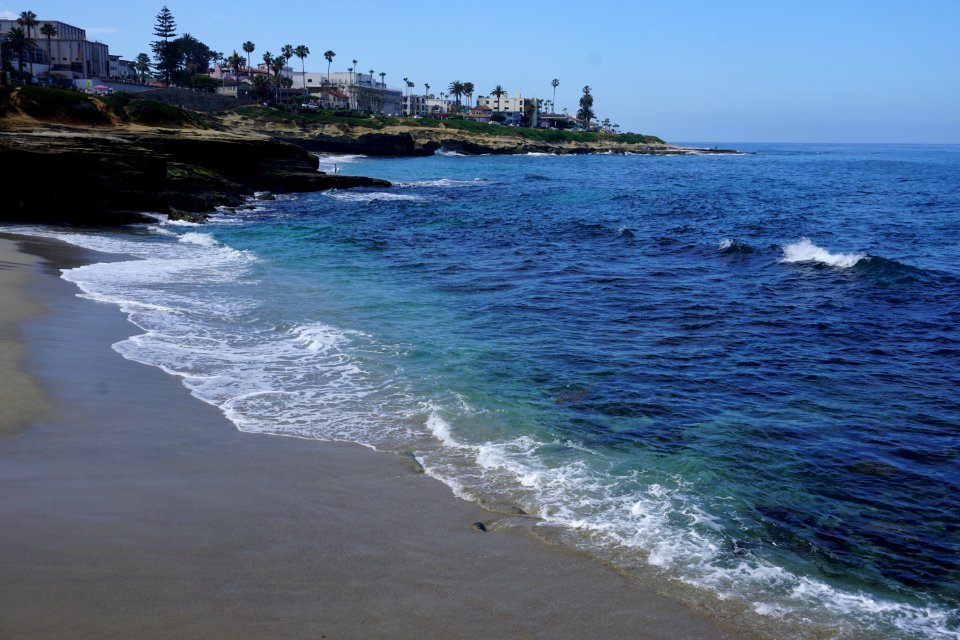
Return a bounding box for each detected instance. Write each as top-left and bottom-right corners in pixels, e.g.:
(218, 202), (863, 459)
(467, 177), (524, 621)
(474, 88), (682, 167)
(0, 231), (759, 638)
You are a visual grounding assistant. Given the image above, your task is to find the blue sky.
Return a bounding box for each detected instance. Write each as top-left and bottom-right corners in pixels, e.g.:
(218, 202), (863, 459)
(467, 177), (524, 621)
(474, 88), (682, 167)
(4, 1), (958, 143)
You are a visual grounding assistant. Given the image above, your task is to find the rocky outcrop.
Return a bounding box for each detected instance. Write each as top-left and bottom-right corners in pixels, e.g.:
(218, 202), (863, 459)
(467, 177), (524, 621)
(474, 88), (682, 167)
(280, 131), (440, 157)
(273, 124), (739, 158)
(0, 130), (390, 225)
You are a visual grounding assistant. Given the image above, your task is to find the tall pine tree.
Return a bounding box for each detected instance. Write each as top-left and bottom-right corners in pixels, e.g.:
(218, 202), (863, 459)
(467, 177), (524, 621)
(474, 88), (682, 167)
(151, 6), (178, 85)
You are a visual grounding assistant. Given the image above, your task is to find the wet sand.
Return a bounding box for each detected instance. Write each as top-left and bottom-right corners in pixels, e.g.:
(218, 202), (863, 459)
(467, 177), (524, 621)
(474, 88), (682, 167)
(0, 233), (757, 639)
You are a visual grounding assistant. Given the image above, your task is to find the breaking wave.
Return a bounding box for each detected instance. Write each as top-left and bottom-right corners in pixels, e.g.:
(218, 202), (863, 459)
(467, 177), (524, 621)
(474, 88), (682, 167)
(323, 190), (426, 203)
(780, 237), (867, 268)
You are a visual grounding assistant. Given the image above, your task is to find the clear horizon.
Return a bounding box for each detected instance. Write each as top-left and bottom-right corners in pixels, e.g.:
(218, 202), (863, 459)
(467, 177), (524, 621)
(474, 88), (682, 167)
(3, 0), (958, 143)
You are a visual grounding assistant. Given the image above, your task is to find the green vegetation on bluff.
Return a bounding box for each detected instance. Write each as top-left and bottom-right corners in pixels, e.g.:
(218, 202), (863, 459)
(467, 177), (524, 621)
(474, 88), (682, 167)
(234, 105), (393, 130)
(424, 117), (664, 145)
(3, 86), (210, 128)
(102, 91), (211, 128)
(235, 104), (665, 145)
(16, 85), (111, 124)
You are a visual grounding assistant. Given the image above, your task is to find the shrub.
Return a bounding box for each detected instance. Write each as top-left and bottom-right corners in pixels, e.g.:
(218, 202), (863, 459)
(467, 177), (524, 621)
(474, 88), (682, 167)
(16, 85), (110, 124)
(125, 98), (209, 127)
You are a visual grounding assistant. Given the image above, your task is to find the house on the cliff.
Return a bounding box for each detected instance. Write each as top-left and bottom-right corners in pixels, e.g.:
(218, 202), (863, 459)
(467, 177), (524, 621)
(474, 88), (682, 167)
(463, 105), (493, 123)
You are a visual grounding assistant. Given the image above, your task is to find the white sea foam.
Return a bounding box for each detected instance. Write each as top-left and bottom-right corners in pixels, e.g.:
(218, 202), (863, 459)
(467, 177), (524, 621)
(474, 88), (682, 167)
(148, 225), (178, 237)
(323, 190), (425, 203)
(145, 212), (214, 229)
(434, 149), (466, 157)
(161, 217), (204, 227)
(718, 238), (733, 251)
(61, 224), (416, 446)
(178, 232), (219, 247)
(290, 322), (352, 353)
(315, 154), (367, 173)
(395, 178), (487, 188)
(426, 409), (460, 447)
(779, 237), (866, 268)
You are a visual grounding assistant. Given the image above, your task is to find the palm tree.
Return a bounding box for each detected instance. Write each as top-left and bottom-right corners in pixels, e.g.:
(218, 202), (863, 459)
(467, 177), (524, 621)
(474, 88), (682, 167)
(491, 84), (506, 115)
(324, 50), (335, 84)
(281, 44), (294, 64)
(379, 72), (387, 113)
(17, 10), (38, 75)
(228, 51), (244, 74)
(251, 74), (270, 101)
(424, 82), (430, 98)
(271, 55), (286, 102)
(242, 41), (255, 79)
(368, 69), (374, 86)
(135, 53), (151, 84)
(39, 22), (56, 80)
(447, 80), (464, 111)
(463, 81), (474, 108)
(406, 80), (415, 114)
(294, 45), (310, 99)
(352, 59), (358, 85)
(226, 50), (243, 97)
(261, 51), (273, 98)
(17, 11), (37, 39)
(402, 77), (408, 97)
(3, 27), (33, 74)
(551, 78), (559, 113)
(213, 50), (224, 87)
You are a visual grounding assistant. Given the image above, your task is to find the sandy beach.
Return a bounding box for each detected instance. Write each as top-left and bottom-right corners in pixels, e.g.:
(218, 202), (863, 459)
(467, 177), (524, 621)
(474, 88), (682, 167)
(0, 232), (756, 639)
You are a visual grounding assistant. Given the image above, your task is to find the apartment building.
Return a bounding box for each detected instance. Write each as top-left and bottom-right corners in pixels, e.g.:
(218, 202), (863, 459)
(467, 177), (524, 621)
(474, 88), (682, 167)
(0, 18), (109, 80)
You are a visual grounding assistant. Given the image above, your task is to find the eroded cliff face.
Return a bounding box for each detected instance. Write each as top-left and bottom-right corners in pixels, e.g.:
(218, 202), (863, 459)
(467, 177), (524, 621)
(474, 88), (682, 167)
(0, 129), (389, 225)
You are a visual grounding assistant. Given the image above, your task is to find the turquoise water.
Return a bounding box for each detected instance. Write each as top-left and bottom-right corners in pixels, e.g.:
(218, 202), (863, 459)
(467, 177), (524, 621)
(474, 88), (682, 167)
(10, 144), (960, 639)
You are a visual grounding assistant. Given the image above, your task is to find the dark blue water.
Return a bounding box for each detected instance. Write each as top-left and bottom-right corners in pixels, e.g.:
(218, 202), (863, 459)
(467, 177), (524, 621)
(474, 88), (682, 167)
(20, 143), (960, 639)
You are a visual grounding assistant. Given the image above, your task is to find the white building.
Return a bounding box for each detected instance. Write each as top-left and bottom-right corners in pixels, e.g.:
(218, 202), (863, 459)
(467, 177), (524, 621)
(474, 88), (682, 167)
(0, 18), (109, 80)
(425, 96), (453, 116)
(108, 55), (136, 80)
(476, 93), (531, 115)
(290, 69), (403, 113)
(403, 93), (428, 117)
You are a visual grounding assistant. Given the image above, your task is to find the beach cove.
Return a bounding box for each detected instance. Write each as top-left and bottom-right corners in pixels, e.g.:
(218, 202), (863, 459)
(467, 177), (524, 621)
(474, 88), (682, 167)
(2, 142), (959, 639)
(0, 232), (756, 638)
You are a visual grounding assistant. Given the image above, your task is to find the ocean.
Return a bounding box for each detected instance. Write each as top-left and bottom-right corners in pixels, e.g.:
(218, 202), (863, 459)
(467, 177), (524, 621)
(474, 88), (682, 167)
(9, 143), (959, 639)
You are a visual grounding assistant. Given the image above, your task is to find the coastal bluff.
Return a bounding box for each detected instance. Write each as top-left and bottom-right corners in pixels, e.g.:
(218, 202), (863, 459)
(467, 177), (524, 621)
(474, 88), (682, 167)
(0, 88), (389, 225)
(0, 87), (734, 225)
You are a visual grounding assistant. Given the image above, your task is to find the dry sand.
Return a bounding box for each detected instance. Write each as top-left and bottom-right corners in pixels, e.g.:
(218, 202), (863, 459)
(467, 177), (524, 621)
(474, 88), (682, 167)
(0, 233), (758, 639)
